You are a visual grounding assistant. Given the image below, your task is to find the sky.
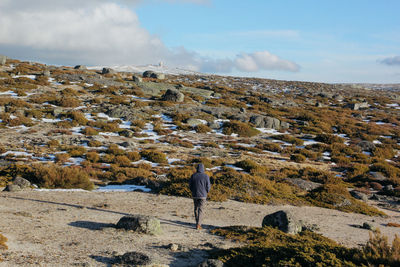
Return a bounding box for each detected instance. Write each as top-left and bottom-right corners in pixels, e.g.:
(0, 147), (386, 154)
(0, 0), (399, 83)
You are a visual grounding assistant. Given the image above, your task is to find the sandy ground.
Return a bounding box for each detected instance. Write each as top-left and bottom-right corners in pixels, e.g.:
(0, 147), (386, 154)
(0, 190), (399, 266)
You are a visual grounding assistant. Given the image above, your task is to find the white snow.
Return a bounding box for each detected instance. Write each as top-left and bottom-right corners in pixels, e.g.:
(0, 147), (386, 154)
(94, 184), (151, 192)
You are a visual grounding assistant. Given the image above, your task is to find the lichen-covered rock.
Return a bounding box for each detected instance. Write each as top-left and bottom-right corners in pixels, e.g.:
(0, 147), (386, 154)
(101, 67), (114, 74)
(132, 75), (143, 83)
(3, 176), (31, 192)
(187, 118), (204, 127)
(115, 251), (151, 266)
(143, 70), (156, 78)
(116, 215), (162, 235)
(198, 259), (226, 267)
(262, 210), (302, 234)
(162, 89), (184, 102)
(0, 55), (7, 65)
(74, 65), (87, 70)
(285, 178), (322, 191)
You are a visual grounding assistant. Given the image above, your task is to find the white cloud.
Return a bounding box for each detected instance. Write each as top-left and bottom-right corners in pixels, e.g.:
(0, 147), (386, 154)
(379, 56), (400, 66)
(235, 52), (300, 72)
(0, 0), (299, 74)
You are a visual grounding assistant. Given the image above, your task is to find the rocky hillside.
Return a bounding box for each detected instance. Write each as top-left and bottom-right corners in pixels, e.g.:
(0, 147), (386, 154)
(0, 57), (399, 213)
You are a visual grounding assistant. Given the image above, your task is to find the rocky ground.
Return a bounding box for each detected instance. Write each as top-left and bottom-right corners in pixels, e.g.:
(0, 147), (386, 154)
(0, 190), (399, 266)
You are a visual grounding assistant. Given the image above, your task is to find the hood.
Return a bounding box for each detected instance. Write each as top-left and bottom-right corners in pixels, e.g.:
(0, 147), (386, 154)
(196, 163), (205, 173)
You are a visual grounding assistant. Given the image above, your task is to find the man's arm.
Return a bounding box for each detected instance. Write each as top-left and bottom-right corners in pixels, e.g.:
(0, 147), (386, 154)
(206, 175), (211, 193)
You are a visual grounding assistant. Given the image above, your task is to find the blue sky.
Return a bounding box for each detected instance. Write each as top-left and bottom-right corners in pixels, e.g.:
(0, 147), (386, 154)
(0, 0), (399, 83)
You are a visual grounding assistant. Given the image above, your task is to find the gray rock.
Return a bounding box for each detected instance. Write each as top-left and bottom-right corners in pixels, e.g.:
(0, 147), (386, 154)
(119, 130), (134, 138)
(315, 102), (326, 107)
(162, 89), (184, 102)
(43, 70), (51, 77)
(186, 118), (204, 127)
(280, 121), (290, 129)
(101, 67), (114, 75)
(115, 251), (151, 266)
(74, 65), (87, 70)
(384, 185), (394, 191)
(362, 222), (376, 230)
(357, 141), (376, 152)
(132, 75), (143, 83)
(370, 172), (387, 181)
(333, 196), (352, 208)
(264, 116), (281, 130)
(347, 102), (369, 110)
(285, 178), (321, 191)
(208, 121), (221, 129)
(116, 215), (162, 235)
(143, 70), (156, 78)
(250, 115), (265, 128)
(0, 55), (7, 65)
(168, 243), (179, 251)
(262, 210), (302, 234)
(198, 259), (225, 267)
(152, 73), (165, 80)
(3, 176), (31, 192)
(350, 190), (369, 202)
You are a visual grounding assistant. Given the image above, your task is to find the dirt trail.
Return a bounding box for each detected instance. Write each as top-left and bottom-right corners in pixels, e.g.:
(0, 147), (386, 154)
(0, 190), (399, 266)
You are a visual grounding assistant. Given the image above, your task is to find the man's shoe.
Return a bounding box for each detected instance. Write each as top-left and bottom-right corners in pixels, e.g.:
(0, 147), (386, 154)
(196, 224), (202, 230)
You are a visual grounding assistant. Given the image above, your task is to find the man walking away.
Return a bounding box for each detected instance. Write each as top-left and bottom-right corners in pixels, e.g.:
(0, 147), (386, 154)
(189, 163), (211, 230)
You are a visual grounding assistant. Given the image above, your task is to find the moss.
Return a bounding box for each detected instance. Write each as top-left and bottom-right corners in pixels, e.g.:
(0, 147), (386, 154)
(81, 127), (99, 136)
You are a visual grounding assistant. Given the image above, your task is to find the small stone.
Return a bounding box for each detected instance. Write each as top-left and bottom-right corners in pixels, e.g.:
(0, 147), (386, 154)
(168, 243), (179, 251)
(198, 259), (226, 267)
(362, 222), (375, 230)
(115, 251), (151, 265)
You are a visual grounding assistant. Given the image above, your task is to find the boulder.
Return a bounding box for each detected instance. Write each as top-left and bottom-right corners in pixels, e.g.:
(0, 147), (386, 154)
(350, 190), (369, 202)
(152, 73), (165, 80)
(3, 176), (31, 192)
(162, 89), (184, 102)
(347, 102), (369, 110)
(370, 172), (387, 181)
(43, 70), (51, 77)
(198, 259), (226, 267)
(285, 178), (322, 191)
(132, 75), (143, 83)
(262, 210), (302, 234)
(249, 115), (289, 130)
(74, 65), (87, 70)
(357, 141), (375, 152)
(116, 215), (162, 235)
(264, 116), (281, 130)
(101, 67), (114, 75)
(0, 55), (7, 65)
(143, 70), (155, 78)
(187, 118), (204, 127)
(115, 251), (151, 266)
(362, 222), (376, 231)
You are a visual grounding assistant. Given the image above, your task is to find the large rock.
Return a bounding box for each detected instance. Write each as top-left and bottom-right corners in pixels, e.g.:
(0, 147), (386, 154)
(162, 89), (184, 102)
(74, 65), (87, 70)
(115, 251), (152, 266)
(347, 102), (369, 110)
(285, 178), (322, 191)
(357, 141), (375, 152)
(198, 259), (226, 267)
(187, 118), (204, 127)
(3, 176), (31, 192)
(0, 55), (7, 65)
(262, 210), (302, 234)
(116, 215), (162, 235)
(249, 115), (289, 130)
(143, 70), (155, 78)
(101, 67), (115, 74)
(132, 75), (143, 83)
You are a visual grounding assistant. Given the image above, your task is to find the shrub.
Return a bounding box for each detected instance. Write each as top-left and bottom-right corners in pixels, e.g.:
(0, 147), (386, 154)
(140, 149), (167, 164)
(86, 152), (100, 163)
(290, 154), (306, 163)
(81, 127), (98, 136)
(211, 226), (400, 267)
(55, 153), (70, 163)
(107, 144), (125, 156)
(126, 151), (141, 162)
(223, 121), (260, 137)
(315, 134), (344, 144)
(273, 135), (304, 146)
(357, 229), (400, 266)
(257, 142), (281, 152)
(195, 124), (211, 133)
(68, 111), (88, 125)
(0, 232), (7, 262)
(28, 164), (94, 190)
(114, 155), (132, 167)
(47, 139), (60, 148)
(67, 146), (86, 157)
(88, 140), (102, 147)
(203, 141), (219, 148)
(54, 97), (81, 108)
(234, 159), (267, 175)
(306, 183), (385, 216)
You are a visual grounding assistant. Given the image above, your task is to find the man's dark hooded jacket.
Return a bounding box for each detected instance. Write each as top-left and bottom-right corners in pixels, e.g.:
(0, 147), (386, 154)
(189, 164), (211, 199)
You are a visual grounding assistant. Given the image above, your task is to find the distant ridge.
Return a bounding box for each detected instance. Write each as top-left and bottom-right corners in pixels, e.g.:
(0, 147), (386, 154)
(88, 64), (204, 76)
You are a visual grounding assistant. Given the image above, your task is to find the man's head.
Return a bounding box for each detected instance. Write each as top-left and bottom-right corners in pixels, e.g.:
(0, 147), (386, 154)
(196, 163), (205, 173)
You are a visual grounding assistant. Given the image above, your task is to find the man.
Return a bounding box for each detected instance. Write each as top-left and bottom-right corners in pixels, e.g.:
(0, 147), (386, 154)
(189, 163), (211, 230)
